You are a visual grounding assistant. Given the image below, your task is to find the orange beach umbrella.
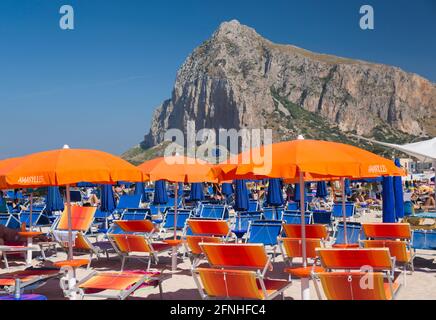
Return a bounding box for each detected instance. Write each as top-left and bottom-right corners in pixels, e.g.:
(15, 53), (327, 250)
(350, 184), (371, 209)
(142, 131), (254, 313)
(0, 146), (144, 261)
(138, 155), (217, 272)
(214, 139), (404, 300)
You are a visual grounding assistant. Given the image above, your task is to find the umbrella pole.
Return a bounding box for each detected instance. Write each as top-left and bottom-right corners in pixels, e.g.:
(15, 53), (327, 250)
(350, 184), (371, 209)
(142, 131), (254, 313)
(29, 191), (33, 231)
(66, 184), (73, 260)
(171, 182), (178, 272)
(299, 171), (310, 300)
(341, 178), (348, 245)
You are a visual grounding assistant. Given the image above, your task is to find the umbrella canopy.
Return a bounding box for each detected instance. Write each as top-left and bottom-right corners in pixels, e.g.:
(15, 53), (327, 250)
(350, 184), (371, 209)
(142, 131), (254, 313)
(0, 148), (143, 189)
(0, 147), (143, 261)
(234, 180), (249, 211)
(190, 183), (205, 201)
(222, 183), (234, 197)
(393, 159), (405, 219)
(216, 139), (404, 180)
(153, 180), (168, 205)
(316, 181), (328, 198)
(382, 176), (396, 223)
(266, 178), (284, 206)
(100, 184), (116, 212)
(138, 156), (217, 183)
(46, 186), (64, 214)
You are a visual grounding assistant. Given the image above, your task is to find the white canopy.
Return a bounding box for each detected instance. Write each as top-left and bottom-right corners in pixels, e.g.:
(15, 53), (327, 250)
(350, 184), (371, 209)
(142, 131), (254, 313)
(357, 136), (436, 162)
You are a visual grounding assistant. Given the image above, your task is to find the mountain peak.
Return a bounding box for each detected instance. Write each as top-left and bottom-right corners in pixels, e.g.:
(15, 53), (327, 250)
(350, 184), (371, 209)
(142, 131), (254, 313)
(214, 19), (259, 39)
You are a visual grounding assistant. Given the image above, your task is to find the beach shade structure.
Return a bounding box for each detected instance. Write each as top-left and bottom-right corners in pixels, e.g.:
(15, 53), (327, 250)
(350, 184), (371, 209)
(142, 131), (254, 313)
(46, 186), (64, 214)
(234, 180), (249, 212)
(138, 155), (218, 272)
(0, 146), (143, 266)
(266, 178), (284, 207)
(393, 159), (405, 220)
(100, 184), (116, 213)
(222, 182), (234, 197)
(293, 183), (307, 202)
(316, 181), (328, 199)
(382, 176), (396, 223)
(215, 139), (405, 300)
(134, 182), (147, 202)
(153, 180), (168, 205)
(190, 183), (205, 202)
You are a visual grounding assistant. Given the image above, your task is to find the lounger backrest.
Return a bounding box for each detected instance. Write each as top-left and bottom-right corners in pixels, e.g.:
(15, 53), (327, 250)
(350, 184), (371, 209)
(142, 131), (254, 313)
(246, 220), (282, 246)
(114, 220), (156, 233)
(121, 208), (149, 221)
(362, 240), (410, 263)
(281, 238), (322, 259)
(117, 194), (142, 210)
(110, 234), (151, 253)
(164, 209), (192, 229)
(362, 223), (412, 240)
(287, 202), (299, 211)
(196, 268), (263, 300)
(281, 211), (312, 225)
(200, 243), (269, 270)
(262, 207), (284, 220)
(72, 232), (92, 250)
(187, 219), (229, 237)
(248, 200), (259, 212)
(334, 222), (362, 245)
(317, 272), (391, 300)
(234, 212), (262, 231)
(332, 203), (355, 218)
(57, 206), (96, 231)
(283, 224), (328, 240)
(186, 236), (222, 255)
(312, 210), (332, 224)
(316, 248), (393, 271)
(200, 205), (227, 220)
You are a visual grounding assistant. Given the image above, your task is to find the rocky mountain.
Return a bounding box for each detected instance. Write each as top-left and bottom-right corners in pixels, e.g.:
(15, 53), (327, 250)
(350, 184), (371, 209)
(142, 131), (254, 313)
(124, 20), (436, 164)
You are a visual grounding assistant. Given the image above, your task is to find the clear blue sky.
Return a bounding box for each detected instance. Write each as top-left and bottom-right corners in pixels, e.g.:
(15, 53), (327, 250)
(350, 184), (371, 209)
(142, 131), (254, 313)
(0, 0), (435, 159)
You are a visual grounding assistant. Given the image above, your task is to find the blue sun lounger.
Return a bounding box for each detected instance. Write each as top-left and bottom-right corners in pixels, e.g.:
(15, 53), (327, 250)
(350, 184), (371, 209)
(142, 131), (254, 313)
(245, 220), (283, 259)
(0, 213), (20, 229)
(199, 205), (229, 220)
(412, 230), (436, 250)
(115, 194), (142, 213)
(281, 210), (313, 225)
(162, 209), (192, 232)
(332, 203), (355, 219)
(286, 202), (299, 211)
(19, 205), (50, 229)
(312, 210), (333, 225)
(333, 221), (362, 246)
(248, 200), (260, 212)
(262, 207), (285, 220)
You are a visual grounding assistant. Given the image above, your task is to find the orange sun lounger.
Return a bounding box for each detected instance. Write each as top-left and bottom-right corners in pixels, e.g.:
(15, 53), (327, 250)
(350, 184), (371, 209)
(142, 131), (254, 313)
(50, 206), (113, 265)
(184, 236), (223, 267)
(0, 267), (61, 294)
(283, 224), (329, 241)
(192, 243), (291, 300)
(313, 248), (401, 300)
(186, 219), (232, 239)
(64, 269), (166, 300)
(278, 238), (324, 280)
(362, 223), (415, 284)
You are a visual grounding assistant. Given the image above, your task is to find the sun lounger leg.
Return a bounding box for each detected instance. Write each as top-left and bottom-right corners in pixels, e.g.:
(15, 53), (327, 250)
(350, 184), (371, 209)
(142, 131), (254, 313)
(301, 278), (310, 300)
(313, 278), (323, 300)
(121, 256), (126, 271)
(3, 253), (9, 269)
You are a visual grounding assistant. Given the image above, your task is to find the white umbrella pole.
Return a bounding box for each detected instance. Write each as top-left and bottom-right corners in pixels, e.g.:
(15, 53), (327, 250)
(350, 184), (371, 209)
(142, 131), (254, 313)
(29, 191), (33, 231)
(341, 178), (348, 245)
(171, 182), (178, 272)
(66, 185), (73, 260)
(299, 171), (310, 300)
